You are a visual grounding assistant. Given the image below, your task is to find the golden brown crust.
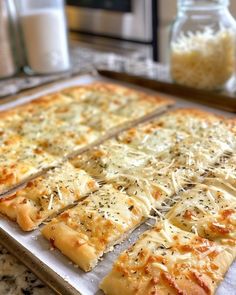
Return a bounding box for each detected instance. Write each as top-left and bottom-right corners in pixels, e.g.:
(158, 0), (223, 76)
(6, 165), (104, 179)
(42, 222), (99, 271)
(0, 194), (41, 231)
(43, 222), (97, 271)
(0, 92), (69, 121)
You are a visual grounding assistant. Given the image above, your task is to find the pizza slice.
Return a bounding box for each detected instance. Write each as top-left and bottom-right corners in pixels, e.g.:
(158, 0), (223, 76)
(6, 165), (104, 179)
(41, 184), (148, 271)
(100, 220), (235, 295)
(0, 162), (98, 231)
(16, 100), (129, 141)
(15, 103), (101, 140)
(6, 102), (101, 157)
(166, 180), (236, 245)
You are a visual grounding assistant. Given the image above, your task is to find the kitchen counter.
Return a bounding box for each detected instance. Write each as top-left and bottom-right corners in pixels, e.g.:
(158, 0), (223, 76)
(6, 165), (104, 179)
(0, 44), (170, 98)
(0, 244), (53, 295)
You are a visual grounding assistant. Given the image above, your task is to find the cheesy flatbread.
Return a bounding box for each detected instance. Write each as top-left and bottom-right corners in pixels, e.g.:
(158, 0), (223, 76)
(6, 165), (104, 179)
(100, 220), (235, 295)
(167, 181), (236, 244)
(42, 184), (147, 271)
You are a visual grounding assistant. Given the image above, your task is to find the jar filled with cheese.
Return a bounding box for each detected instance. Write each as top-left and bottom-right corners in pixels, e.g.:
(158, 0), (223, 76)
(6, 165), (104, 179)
(169, 0), (236, 90)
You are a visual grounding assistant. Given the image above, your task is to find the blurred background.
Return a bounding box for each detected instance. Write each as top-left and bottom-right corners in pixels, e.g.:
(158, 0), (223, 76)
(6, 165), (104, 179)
(66, 0), (236, 62)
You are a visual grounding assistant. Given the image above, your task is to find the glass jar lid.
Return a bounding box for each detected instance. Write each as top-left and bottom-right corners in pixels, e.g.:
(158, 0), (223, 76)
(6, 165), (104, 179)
(178, 0), (229, 8)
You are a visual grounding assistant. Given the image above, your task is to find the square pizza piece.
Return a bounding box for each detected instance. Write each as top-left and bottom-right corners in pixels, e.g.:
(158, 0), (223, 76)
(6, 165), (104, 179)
(100, 220), (235, 295)
(0, 162), (98, 231)
(0, 136), (58, 195)
(167, 179), (236, 246)
(42, 184), (148, 271)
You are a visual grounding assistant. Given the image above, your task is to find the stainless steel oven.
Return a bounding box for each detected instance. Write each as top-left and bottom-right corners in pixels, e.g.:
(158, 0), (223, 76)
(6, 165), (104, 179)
(66, 0), (158, 60)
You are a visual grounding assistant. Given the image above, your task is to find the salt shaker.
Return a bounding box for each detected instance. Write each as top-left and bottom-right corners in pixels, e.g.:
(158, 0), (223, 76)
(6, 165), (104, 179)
(18, 0), (70, 74)
(0, 0), (17, 79)
(169, 0), (236, 90)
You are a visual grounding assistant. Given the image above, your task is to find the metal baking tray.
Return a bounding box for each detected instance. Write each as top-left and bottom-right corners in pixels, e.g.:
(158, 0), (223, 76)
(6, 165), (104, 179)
(0, 73), (235, 295)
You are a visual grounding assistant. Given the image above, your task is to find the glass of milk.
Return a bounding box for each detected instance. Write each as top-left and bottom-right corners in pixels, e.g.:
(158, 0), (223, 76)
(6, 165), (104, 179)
(18, 0), (70, 74)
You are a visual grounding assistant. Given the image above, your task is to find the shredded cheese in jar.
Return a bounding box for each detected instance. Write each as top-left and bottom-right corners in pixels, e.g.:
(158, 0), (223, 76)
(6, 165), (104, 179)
(170, 28), (235, 90)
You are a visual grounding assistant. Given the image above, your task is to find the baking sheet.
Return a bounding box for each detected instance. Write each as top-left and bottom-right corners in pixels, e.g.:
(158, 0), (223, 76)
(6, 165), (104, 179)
(0, 73), (236, 295)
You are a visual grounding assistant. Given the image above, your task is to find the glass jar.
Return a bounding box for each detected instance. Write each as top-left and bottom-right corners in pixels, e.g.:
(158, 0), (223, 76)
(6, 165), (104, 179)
(169, 0), (236, 90)
(18, 0), (70, 75)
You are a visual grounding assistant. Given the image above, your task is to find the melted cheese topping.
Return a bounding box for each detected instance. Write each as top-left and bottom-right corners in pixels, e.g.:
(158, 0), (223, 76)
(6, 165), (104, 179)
(166, 134), (235, 174)
(114, 99), (162, 119)
(101, 220), (230, 295)
(167, 181), (236, 241)
(118, 124), (188, 155)
(62, 85), (139, 113)
(156, 110), (232, 138)
(73, 112), (235, 217)
(85, 113), (127, 131)
(72, 142), (155, 180)
(211, 155), (236, 186)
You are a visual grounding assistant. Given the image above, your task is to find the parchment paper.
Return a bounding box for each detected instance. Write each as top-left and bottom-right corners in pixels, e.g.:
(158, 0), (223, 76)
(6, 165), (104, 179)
(0, 74), (235, 295)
